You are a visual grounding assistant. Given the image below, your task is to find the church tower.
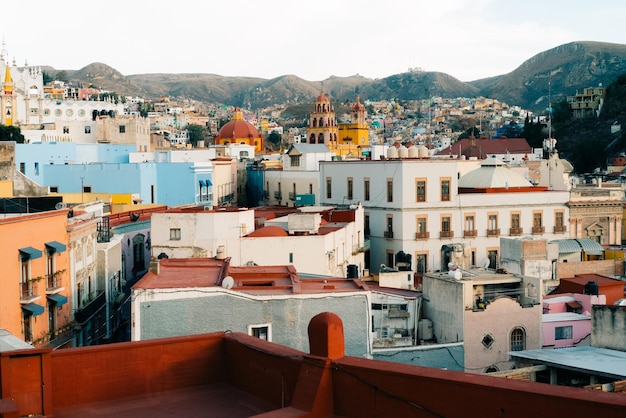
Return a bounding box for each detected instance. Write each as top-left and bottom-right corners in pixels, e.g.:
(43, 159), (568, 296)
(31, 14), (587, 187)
(307, 92), (337, 147)
(337, 94), (369, 155)
(1, 61), (16, 126)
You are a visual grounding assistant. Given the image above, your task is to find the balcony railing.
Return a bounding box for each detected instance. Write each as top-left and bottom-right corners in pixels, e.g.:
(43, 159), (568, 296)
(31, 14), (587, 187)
(263, 191), (269, 198)
(288, 192), (296, 201)
(463, 230), (477, 238)
(441, 194), (450, 201)
(274, 191), (282, 200)
(440, 230), (453, 238)
(553, 225), (567, 233)
(384, 231), (394, 239)
(487, 228), (500, 237)
(532, 226), (545, 234)
(509, 227), (523, 236)
(415, 232), (430, 240)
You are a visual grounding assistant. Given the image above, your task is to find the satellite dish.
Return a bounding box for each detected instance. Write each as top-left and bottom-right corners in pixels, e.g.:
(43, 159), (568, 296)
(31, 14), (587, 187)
(221, 276), (234, 289)
(55, 202), (67, 210)
(481, 257), (491, 269)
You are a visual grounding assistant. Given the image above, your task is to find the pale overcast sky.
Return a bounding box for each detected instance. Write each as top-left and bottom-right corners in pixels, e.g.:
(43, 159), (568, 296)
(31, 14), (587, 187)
(3, 0), (625, 82)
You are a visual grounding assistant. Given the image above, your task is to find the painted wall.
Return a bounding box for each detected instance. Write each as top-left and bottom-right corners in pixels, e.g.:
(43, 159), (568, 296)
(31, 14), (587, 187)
(133, 291), (371, 357)
(0, 210), (70, 346)
(592, 305), (626, 351)
(542, 316), (591, 348)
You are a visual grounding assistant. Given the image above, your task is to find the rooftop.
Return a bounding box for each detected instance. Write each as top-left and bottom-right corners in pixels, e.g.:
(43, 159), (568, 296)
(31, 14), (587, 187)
(1, 313), (624, 417)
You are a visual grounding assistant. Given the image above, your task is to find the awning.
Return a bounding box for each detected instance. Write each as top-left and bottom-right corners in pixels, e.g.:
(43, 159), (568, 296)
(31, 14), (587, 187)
(19, 247), (42, 260)
(205, 179), (213, 186)
(566, 301), (582, 310)
(22, 302), (45, 317)
(551, 239), (604, 255)
(45, 241), (66, 254)
(47, 293), (68, 307)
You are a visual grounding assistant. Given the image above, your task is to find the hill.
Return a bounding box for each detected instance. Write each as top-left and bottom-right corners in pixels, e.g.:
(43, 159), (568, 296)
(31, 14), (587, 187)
(51, 41), (626, 113)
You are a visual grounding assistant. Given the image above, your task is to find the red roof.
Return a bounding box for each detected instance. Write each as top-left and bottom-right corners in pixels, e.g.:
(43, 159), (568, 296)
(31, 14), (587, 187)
(436, 137), (532, 157)
(246, 225), (288, 237)
(215, 119), (261, 140)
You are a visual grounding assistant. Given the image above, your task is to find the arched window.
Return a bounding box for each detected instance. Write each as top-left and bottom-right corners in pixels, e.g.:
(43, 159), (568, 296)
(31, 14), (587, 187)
(309, 134), (315, 143)
(318, 133), (324, 144)
(313, 118), (317, 128)
(510, 327), (526, 352)
(132, 234), (146, 272)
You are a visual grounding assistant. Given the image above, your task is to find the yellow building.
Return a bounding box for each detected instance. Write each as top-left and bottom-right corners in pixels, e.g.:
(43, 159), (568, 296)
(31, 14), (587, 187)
(1, 63), (16, 126)
(214, 108), (264, 153)
(336, 94), (369, 157)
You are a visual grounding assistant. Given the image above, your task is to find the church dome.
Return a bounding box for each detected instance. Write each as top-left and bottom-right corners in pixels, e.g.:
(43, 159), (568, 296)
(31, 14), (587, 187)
(215, 108), (261, 141)
(316, 93), (330, 103)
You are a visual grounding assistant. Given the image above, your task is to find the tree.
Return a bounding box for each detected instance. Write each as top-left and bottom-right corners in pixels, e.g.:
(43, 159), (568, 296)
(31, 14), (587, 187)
(267, 131), (282, 150)
(0, 125), (25, 143)
(523, 114), (544, 149)
(456, 126), (481, 140)
(186, 124), (207, 147)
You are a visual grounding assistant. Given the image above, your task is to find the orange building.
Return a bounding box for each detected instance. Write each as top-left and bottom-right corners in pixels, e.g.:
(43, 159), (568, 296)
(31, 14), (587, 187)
(307, 92), (338, 146)
(0, 210), (71, 348)
(214, 108), (264, 153)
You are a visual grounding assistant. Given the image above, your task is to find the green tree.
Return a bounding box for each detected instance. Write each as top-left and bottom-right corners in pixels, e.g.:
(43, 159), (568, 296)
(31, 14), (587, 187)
(523, 114), (544, 149)
(456, 126), (480, 140)
(267, 131), (282, 150)
(55, 70), (68, 83)
(186, 124), (207, 147)
(0, 125), (25, 143)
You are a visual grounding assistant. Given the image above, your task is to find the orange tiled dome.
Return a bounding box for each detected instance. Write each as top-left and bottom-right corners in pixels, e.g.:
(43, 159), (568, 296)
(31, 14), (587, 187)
(215, 108), (261, 141)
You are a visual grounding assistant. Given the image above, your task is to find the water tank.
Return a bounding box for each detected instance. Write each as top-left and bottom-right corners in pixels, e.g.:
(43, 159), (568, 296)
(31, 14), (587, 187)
(584, 281), (599, 296)
(346, 264), (359, 279)
(418, 319), (433, 341)
(387, 146), (399, 159)
(216, 245), (226, 260)
(417, 145), (429, 158)
(399, 145), (409, 158)
(408, 145), (419, 158)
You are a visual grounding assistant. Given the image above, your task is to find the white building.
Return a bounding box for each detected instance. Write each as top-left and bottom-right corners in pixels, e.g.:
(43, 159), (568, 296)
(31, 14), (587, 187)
(319, 153), (571, 274)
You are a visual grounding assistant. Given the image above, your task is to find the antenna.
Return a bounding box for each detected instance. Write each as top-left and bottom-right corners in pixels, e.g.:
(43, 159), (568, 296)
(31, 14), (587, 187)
(221, 276), (234, 289)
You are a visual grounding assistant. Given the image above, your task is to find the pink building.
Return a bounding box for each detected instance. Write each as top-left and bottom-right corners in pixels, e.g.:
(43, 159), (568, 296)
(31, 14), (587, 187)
(542, 293), (606, 348)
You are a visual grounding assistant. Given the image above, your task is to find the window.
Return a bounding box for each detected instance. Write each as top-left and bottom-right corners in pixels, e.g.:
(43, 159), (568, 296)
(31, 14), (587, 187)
(249, 324), (271, 341)
(482, 334), (495, 349)
(290, 155), (300, 167)
(416, 216), (428, 239)
(34, 162), (39, 176)
(464, 214), (476, 236)
(23, 311), (33, 343)
(488, 249), (498, 269)
(387, 179), (393, 202)
(63, 126), (69, 134)
(170, 228), (181, 240)
(364, 178), (370, 201)
(555, 326), (573, 340)
(416, 179), (426, 202)
(511, 213), (520, 228)
(441, 215), (452, 238)
(487, 213), (499, 236)
(309, 183), (313, 194)
(119, 125), (126, 133)
(19, 162), (25, 174)
(416, 253), (427, 274)
(533, 211), (544, 234)
(555, 211), (564, 226)
(510, 327), (526, 351)
(21, 258), (32, 299)
(85, 126), (91, 134)
(83, 185), (92, 193)
(364, 214), (370, 238)
(385, 215), (393, 238)
(326, 177), (332, 199)
(49, 186), (58, 193)
(133, 234), (146, 272)
(441, 179), (450, 201)
(347, 178), (353, 200)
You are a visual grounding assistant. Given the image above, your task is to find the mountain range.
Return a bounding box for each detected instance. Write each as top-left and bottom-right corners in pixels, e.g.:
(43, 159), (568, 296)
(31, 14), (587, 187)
(53, 41), (626, 112)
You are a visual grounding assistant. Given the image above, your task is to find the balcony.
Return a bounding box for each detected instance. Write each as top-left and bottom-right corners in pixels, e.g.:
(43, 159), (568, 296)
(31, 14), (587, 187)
(384, 231), (394, 239)
(263, 191), (269, 198)
(415, 232), (430, 240)
(553, 225), (567, 233)
(20, 280), (41, 304)
(487, 228), (500, 237)
(288, 192), (296, 201)
(532, 226), (545, 234)
(463, 230), (477, 238)
(388, 309), (410, 319)
(440, 230), (454, 238)
(441, 194), (450, 201)
(509, 227), (523, 236)
(274, 191), (282, 200)
(46, 272), (65, 294)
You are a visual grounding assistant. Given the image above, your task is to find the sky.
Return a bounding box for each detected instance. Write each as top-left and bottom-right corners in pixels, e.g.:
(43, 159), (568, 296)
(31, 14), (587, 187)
(3, 0), (625, 82)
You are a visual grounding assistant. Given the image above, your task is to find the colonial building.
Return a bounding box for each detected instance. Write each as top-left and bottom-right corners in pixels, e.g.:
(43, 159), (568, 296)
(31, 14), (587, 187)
(319, 152), (571, 274)
(306, 92), (338, 146)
